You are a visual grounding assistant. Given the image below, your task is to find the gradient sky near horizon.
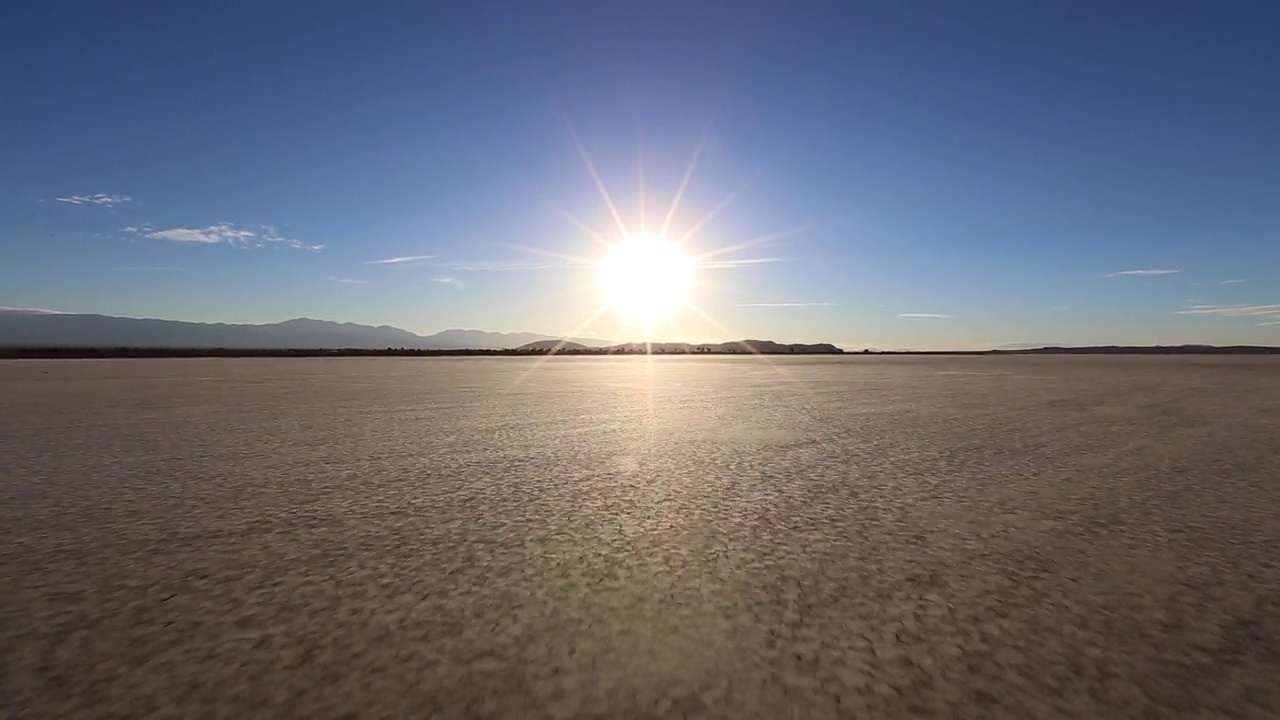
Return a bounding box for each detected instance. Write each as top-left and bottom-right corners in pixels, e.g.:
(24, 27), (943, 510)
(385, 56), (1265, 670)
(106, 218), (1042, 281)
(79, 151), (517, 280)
(3, 1), (1278, 349)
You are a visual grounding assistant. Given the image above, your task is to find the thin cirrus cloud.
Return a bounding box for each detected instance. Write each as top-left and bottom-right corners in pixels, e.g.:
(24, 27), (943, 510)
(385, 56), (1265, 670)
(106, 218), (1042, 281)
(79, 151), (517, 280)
(899, 313), (953, 318)
(698, 257), (783, 269)
(1176, 304), (1280, 318)
(57, 193), (132, 207)
(124, 223), (323, 251)
(1221, 279), (1245, 285)
(430, 276), (465, 289)
(436, 260), (570, 271)
(364, 255), (435, 265)
(327, 277), (368, 285)
(0, 306), (65, 314)
(735, 302), (835, 307)
(387, 257), (779, 273)
(1107, 269), (1179, 276)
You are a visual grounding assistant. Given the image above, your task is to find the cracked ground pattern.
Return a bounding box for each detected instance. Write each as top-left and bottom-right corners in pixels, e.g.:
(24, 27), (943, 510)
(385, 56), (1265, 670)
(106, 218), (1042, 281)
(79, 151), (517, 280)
(2, 355), (1279, 718)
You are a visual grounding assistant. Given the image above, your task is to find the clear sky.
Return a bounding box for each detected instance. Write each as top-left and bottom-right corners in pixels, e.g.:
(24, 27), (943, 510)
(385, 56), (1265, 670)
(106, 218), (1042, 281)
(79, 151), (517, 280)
(3, 1), (1277, 349)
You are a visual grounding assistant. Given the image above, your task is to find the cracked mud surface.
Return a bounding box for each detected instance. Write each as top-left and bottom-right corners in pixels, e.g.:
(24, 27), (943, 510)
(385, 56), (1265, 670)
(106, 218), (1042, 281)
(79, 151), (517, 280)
(3, 356), (1279, 718)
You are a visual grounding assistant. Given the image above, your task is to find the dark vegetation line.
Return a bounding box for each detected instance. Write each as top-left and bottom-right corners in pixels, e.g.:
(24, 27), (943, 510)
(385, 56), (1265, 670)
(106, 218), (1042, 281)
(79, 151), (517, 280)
(0, 347), (840, 359)
(1, 345), (1277, 359)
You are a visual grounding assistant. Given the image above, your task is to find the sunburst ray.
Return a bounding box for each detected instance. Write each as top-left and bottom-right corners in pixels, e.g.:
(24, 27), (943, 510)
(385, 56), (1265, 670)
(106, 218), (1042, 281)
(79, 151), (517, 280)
(534, 192), (614, 248)
(636, 131), (647, 235)
(681, 299), (794, 376)
(691, 224), (813, 261)
(508, 115), (808, 388)
(503, 302), (611, 395)
(500, 243), (594, 267)
(563, 117), (630, 238)
(659, 121), (714, 238)
(674, 171), (760, 247)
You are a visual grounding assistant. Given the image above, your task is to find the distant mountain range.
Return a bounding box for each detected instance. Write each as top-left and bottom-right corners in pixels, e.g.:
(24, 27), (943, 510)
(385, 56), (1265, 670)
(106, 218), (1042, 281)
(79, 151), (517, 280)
(4, 309), (1272, 356)
(0, 310), (611, 350)
(0, 309), (847, 353)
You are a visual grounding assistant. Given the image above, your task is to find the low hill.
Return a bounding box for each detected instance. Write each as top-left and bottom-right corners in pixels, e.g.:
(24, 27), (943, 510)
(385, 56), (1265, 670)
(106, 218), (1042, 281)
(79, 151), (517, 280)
(529, 340), (849, 353)
(516, 339), (591, 352)
(0, 310), (846, 354)
(0, 310), (608, 350)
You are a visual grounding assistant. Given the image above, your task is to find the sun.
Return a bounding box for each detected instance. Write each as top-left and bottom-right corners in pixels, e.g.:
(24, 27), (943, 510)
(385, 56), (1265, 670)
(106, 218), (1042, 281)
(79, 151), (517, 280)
(596, 234), (693, 322)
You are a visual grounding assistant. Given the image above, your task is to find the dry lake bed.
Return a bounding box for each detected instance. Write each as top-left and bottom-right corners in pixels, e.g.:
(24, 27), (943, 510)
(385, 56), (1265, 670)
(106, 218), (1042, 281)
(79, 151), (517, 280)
(2, 356), (1278, 719)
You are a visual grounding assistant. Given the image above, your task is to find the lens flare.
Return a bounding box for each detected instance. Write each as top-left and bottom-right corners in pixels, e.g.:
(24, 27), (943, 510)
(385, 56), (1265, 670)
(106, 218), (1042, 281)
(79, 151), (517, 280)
(597, 234), (693, 322)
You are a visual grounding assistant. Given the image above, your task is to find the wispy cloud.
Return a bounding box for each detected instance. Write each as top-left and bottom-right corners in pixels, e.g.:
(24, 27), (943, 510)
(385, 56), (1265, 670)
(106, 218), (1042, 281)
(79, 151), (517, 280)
(143, 226), (248, 244)
(1222, 279), (1245, 285)
(697, 257), (783, 269)
(1107, 269), (1179, 276)
(436, 260), (570, 271)
(125, 223), (322, 250)
(1258, 321), (1280, 327)
(108, 265), (183, 271)
(735, 302), (835, 308)
(422, 255), (776, 273)
(0, 306), (66, 314)
(430, 276), (465, 289)
(364, 255), (435, 265)
(899, 313), (953, 318)
(57, 193), (132, 207)
(1177, 304), (1280, 318)
(327, 277), (368, 285)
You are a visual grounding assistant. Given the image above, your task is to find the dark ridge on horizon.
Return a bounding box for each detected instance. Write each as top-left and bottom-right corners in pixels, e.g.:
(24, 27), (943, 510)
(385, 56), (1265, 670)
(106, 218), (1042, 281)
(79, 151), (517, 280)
(0, 309), (847, 354)
(3, 344), (1279, 360)
(2, 310), (1276, 357)
(860, 345), (1280, 355)
(0, 310), (611, 351)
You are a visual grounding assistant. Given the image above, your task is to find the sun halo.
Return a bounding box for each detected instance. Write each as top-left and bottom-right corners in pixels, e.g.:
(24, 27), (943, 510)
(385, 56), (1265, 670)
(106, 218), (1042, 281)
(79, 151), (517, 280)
(595, 233), (693, 323)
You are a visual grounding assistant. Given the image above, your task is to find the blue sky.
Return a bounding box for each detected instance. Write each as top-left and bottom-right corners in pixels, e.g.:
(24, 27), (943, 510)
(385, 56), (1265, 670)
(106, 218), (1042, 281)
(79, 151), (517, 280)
(3, 1), (1277, 348)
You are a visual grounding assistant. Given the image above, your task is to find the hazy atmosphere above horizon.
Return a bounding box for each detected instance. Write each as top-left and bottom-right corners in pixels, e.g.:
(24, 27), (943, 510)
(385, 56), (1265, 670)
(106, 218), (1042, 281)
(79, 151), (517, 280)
(3, 1), (1277, 350)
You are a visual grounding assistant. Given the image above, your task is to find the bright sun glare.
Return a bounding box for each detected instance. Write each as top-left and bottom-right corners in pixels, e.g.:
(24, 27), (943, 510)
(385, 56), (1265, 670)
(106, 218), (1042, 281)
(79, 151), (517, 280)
(511, 117), (791, 349)
(596, 234), (693, 321)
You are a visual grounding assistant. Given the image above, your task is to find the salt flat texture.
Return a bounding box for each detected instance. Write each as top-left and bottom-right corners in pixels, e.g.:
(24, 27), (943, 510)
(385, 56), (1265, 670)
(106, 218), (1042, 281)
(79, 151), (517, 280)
(3, 356), (1278, 719)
